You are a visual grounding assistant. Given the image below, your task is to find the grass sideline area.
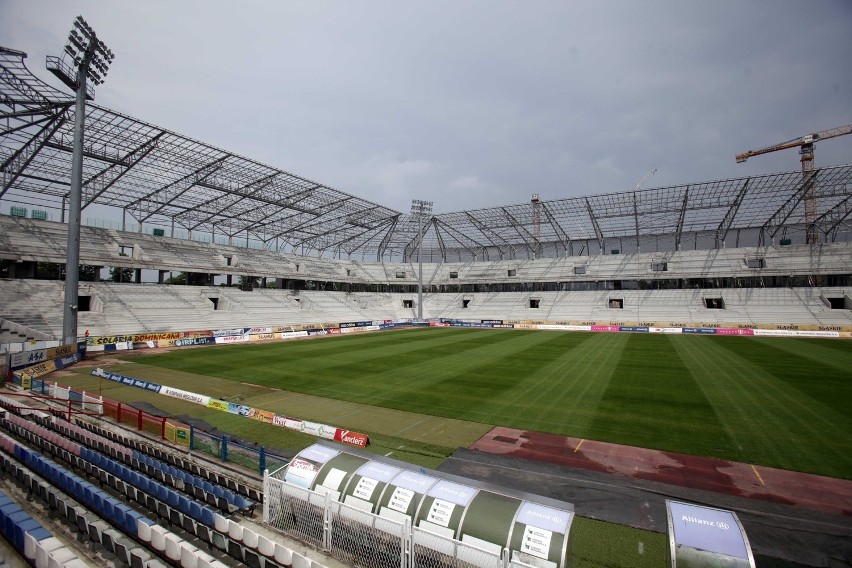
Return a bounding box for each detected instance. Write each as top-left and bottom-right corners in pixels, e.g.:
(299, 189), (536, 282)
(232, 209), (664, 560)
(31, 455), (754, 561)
(119, 327), (852, 479)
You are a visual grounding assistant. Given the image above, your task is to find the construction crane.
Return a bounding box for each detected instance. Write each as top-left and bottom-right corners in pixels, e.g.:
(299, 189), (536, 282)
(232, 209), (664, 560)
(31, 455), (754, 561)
(632, 168), (657, 191)
(736, 124), (852, 244)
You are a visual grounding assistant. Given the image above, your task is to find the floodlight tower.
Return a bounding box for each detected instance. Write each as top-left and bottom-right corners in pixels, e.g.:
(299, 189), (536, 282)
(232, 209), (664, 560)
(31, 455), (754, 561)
(46, 16), (115, 345)
(410, 199), (433, 320)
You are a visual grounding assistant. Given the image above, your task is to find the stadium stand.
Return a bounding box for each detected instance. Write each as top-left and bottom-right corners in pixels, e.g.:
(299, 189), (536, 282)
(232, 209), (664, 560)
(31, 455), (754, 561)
(0, 393), (333, 568)
(1, 216), (850, 340)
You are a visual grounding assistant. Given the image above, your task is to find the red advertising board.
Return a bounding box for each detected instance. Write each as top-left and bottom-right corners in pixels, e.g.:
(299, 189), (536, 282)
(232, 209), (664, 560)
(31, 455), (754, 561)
(335, 429), (370, 447)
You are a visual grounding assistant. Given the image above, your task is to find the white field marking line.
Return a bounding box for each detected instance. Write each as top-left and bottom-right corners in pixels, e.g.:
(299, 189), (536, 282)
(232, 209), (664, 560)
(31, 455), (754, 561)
(392, 416), (432, 436)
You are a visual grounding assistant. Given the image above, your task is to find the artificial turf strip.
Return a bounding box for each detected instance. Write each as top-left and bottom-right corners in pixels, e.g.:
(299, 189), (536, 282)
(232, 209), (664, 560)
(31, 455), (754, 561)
(569, 517), (666, 568)
(133, 327), (852, 479)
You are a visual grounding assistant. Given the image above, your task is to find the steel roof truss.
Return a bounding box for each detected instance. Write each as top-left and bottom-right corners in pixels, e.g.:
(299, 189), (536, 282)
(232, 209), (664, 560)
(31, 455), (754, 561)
(81, 132), (163, 208)
(0, 108), (67, 198)
(130, 155), (228, 222)
(763, 170), (820, 239)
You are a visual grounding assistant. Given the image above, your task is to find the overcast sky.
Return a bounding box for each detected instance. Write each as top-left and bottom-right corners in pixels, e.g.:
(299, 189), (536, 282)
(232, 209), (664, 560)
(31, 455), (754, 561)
(2, 0), (851, 214)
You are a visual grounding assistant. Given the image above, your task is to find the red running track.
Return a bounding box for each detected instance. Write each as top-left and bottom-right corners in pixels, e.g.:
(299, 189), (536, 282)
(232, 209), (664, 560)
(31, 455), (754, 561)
(471, 427), (852, 517)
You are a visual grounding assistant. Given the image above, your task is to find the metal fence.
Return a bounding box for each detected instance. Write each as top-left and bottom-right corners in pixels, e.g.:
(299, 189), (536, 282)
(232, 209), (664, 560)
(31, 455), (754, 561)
(191, 428), (290, 476)
(265, 467), (515, 568)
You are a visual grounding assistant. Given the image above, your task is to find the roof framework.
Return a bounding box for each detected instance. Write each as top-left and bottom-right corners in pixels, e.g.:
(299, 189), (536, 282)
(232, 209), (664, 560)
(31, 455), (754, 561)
(2, 46), (851, 262)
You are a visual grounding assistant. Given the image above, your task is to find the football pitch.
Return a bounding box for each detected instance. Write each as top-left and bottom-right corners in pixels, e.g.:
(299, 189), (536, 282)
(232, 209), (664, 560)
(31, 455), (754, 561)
(118, 327), (852, 480)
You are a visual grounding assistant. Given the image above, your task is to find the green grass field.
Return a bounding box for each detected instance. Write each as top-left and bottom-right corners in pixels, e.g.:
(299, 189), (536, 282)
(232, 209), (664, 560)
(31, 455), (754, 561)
(110, 327), (852, 479)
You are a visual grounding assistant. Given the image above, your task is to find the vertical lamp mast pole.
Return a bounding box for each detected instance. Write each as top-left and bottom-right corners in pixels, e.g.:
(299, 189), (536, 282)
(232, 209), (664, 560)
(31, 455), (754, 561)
(410, 199), (433, 321)
(47, 16), (115, 345)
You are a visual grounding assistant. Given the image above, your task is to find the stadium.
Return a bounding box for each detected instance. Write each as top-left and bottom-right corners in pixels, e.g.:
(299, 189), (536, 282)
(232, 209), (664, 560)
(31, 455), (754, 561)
(1, 29), (852, 568)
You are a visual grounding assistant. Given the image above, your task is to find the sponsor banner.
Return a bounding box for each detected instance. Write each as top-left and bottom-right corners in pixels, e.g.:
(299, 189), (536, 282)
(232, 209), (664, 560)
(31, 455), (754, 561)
(87, 344), (105, 352)
(54, 353), (79, 370)
(285, 457), (321, 489)
(297, 420), (336, 439)
(682, 327), (717, 334)
(429, 322), (451, 327)
(328, 328), (341, 335)
(19, 360), (56, 380)
(538, 324), (592, 332)
(340, 325), (380, 334)
(128, 332), (181, 342)
(164, 422), (191, 446)
(277, 331), (309, 340)
(492, 324), (514, 328)
(481, 319), (504, 325)
(87, 332), (181, 345)
(649, 327), (683, 334)
(668, 501), (749, 560)
(517, 502), (572, 535)
(173, 337), (217, 347)
(250, 333), (276, 341)
(87, 335), (135, 345)
(340, 321), (373, 328)
(813, 325), (845, 332)
(229, 402), (251, 416)
(47, 343), (77, 360)
(213, 328), (245, 337)
(11, 349), (47, 369)
(715, 328), (755, 336)
(591, 326), (620, 332)
(307, 329), (328, 336)
(215, 334), (249, 344)
(92, 369), (164, 393)
(246, 327), (273, 334)
(183, 330), (214, 339)
(249, 408), (275, 424)
(753, 329), (839, 338)
(619, 326), (649, 333)
(513, 323), (540, 330)
(160, 386), (210, 406)
(272, 414), (289, 428)
(334, 429), (370, 447)
(207, 399), (230, 412)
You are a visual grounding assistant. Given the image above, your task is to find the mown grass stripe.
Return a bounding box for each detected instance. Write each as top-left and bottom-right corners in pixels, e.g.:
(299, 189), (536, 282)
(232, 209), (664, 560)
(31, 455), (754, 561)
(122, 328), (852, 479)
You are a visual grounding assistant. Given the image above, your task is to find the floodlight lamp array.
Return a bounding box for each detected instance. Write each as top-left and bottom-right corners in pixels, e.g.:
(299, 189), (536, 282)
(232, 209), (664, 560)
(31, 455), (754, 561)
(411, 199), (433, 216)
(61, 16), (114, 86)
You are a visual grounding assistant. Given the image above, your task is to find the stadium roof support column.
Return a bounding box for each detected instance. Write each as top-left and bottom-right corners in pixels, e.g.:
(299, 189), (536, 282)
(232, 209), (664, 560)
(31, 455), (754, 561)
(377, 215), (401, 261)
(632, 193), (641, 253)
(715, 180), (749, 249)
(760, 171), (820, 247)
(541, 203), (572, 257)
(814, 194), (852, 239)
(46, 16), (115, 345)
(585, 198), (605, 254)
(501, 207), (539, 259)
(432, 219), (448, 262)
(411, 199), (432, 320)
(674, 187), (689, 251)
